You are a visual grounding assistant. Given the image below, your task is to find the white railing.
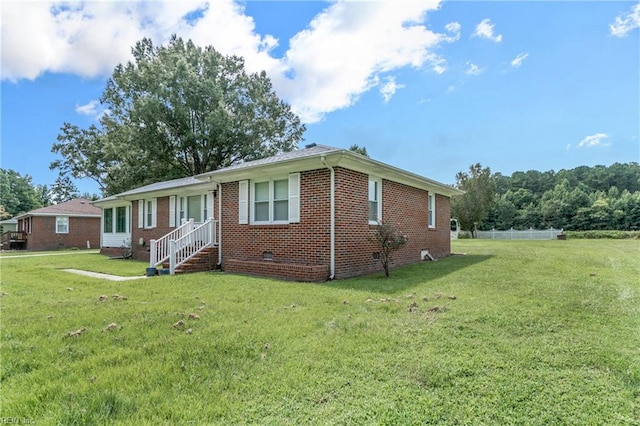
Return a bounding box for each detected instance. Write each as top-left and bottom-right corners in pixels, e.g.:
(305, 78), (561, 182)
(475, 227), (564, 240)
(149, 219), (200, 267)
(169, 218), (217, 274)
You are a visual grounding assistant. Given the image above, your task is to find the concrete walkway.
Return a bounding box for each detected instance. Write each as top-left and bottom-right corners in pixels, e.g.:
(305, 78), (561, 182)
(62, 269), (147, 281)
(1, 250), (100, 259)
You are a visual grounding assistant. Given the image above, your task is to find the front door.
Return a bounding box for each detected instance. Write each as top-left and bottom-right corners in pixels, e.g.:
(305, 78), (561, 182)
(187, 195), (202, 222)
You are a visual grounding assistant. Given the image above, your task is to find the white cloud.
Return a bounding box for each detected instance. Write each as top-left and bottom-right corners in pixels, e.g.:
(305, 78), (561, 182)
(465, 62), (483, 75)
(1, 1), (208, 81)
(510, 53), (529, 68)
(1, 0), (455, 123)
(444, 21), (461, 42)
(473, 18), (502, 42)
(610, 3), (640, 37)
(380, 77), (405, 103)
(279, 0), (449, 122)
(75, 100), (99, 116)
(568, 133), (611, 150)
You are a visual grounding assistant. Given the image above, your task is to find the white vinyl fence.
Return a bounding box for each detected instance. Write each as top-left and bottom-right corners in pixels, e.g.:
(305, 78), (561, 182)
(475, 228), (564, 240)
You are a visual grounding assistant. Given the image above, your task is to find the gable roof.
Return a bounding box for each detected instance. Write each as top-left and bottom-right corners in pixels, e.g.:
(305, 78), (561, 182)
(94, 176), (207, 205)
(95, 144), (463, 202)
(197, 144), (463, 197)
(15, 198), (102, 219)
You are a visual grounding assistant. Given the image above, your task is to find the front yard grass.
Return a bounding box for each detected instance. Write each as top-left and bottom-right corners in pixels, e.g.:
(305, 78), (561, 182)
(1, 240), (638, 424)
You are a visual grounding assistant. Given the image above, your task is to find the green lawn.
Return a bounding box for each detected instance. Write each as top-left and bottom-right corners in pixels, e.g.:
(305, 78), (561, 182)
(1, 240), (638, 425)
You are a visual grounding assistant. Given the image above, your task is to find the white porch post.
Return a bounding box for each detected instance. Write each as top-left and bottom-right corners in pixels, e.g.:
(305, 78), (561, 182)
(149, 239), (157, 267)
(169, 240), (176, 275)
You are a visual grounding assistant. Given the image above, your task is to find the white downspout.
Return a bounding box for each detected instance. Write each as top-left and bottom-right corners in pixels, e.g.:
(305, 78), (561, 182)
(321, 155), (335, 280)
(217, 182), (222, 266)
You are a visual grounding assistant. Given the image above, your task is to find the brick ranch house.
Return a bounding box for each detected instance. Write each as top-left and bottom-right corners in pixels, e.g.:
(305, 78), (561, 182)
(93, 144), (463, 281)
(14, 198), (101, 251)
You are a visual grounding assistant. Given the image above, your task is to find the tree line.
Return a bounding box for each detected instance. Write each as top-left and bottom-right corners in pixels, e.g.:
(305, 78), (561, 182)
(452, 162), (640, 234)
(0, 169), (97, 219)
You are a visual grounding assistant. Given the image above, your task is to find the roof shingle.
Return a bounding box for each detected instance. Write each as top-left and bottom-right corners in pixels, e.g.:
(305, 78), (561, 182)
(18, 198), (101, 218)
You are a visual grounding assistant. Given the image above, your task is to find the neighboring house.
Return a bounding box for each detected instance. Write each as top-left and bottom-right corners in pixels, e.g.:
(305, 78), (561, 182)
(0, 218), (20, 250)
(94, 144), (463, 281)
(0, 218), (18, 233)
(14, 198), (101, 251)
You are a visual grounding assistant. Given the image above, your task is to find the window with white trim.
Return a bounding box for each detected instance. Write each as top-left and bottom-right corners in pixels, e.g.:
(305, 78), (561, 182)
(146, 200), (153, 227)
(246, 174), (300, 225)
(368, 177), (382, 224)
(116, 206), (127, 233)
(105, 207), (128, 233)
(179, 196), (186, 223)
(56, 216), (69, 234)
(138, 198), (157, 229)
(103, 208), (113, 233)
(428, 193), (436, 228)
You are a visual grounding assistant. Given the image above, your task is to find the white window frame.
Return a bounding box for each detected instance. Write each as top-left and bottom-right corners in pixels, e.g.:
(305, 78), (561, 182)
(103, 208), (114, 234)
(138, 198), (157, 229)
(428, 193), (436, 229)
(368, 177), (382, 225)
(248, 174), (300, 225)
(202, 193), (209, 221)
(115, 206), (128, 233)
(251, 177), (289, 225)
(56, 216), (69, 234)
(179, 196), (186, 224)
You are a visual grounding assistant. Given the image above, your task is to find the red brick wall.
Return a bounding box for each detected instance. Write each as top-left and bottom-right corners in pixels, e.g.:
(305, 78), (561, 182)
(26, 216), (100, 251)
(332, 168), (451, 278)
(219, 166), (452, 281)
(131, 197), (175, 262)
(224, 259), (330, 282)
(220, 169), (331, 275)
(430, 194), (452, 257)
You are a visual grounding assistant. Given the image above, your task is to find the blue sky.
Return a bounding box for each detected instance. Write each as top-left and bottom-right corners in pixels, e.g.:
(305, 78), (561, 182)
(1, 0), (639, 196)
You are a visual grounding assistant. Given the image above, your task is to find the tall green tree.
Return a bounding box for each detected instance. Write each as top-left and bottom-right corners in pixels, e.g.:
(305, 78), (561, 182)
(451, 163), (496, 237)
(539, 180), (590, 229)
(52, 36), (306, 196)
(0, 169), (42, 217)
(49, 174), (79, 204)
(34, 184), (51, 208)
(348, 144), (369, 157)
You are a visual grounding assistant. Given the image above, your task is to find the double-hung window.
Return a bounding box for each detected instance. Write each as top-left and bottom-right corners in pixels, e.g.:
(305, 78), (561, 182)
(138, 199), (157, 229)
(56, 216), (69, 234)
(254, 181), (271, 222)
(368, 177), (382, 224)
(252, 178), (289, 224)
(428, 193), (436, 228)
(240, 174), (300, 225)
